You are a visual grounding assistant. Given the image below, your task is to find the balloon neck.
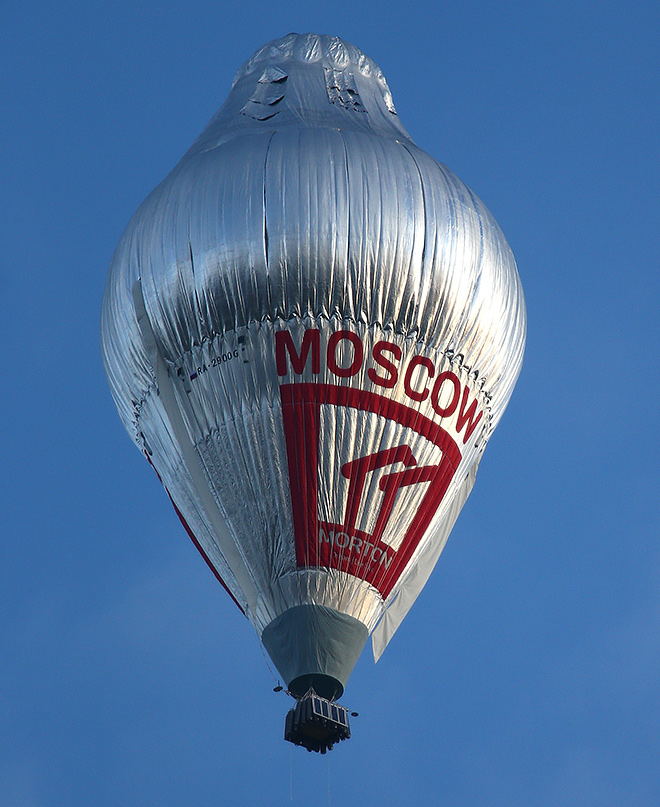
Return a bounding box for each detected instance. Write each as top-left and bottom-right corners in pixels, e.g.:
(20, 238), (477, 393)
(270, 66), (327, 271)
(261, 604), (368, 700)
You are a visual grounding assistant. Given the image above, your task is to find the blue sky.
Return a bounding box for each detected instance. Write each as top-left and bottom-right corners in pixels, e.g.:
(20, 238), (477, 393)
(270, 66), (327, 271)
(2, 1), (658, 804)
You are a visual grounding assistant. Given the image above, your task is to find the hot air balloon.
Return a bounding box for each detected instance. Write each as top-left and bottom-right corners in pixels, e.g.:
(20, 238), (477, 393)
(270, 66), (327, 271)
(101, 33), (525, 752)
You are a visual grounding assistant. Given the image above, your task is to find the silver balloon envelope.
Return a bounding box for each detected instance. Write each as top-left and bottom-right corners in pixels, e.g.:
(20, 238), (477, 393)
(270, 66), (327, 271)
(101, 33), (526, 701)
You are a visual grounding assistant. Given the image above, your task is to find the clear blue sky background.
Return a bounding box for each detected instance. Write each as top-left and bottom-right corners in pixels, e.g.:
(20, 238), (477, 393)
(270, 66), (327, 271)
(2, 2), (658, 805)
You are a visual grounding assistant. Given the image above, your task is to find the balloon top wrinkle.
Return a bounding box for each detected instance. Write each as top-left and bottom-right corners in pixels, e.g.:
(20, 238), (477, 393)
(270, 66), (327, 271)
(101, 33), (525, 750)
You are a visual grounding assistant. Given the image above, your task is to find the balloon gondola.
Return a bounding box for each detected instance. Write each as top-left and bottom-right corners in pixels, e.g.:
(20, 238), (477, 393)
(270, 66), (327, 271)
(101, 33), (525, 750)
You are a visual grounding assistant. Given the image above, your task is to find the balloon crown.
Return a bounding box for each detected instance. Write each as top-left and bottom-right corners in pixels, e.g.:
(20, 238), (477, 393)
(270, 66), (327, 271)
(231, 32), (396, 114)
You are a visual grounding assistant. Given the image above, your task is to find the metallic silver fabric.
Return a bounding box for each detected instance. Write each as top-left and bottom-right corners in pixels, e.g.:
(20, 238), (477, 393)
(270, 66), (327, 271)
(101, 33), (526, 680)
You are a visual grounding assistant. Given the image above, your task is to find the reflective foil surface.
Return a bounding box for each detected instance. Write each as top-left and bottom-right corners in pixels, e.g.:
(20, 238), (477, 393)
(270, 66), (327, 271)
(101, 34), (526, 670)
